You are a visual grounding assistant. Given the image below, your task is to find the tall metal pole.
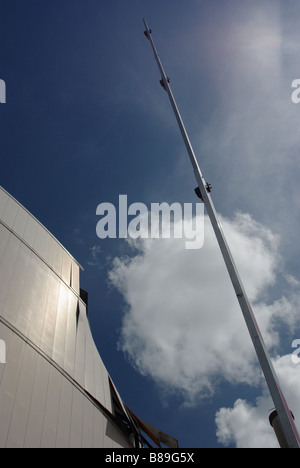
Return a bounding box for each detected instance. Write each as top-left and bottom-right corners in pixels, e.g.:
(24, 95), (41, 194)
(143, 18), (300, 448)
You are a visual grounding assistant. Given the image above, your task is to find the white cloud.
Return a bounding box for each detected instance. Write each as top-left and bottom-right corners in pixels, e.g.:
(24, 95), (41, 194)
(108, 211), (300, 405)
(215, 398), (277, 448)
(86, 245), (103, 267)
(215, 354), (300, 448)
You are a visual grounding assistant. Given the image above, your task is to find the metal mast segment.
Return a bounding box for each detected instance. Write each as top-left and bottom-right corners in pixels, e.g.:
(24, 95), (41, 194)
(143, 18), (300, 448)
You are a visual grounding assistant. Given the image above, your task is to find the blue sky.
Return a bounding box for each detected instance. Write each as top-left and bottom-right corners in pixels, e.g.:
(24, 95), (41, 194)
(1, 0), (300, 448)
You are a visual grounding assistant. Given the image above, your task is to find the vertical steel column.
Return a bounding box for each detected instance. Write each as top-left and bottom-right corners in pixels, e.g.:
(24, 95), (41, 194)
(143, 18), (300, 448)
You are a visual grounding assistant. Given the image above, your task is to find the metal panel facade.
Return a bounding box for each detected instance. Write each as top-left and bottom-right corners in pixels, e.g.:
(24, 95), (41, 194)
(0, 187), (132, 448)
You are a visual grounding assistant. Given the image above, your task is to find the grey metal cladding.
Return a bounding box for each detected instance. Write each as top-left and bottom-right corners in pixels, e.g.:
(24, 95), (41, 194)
(0, 186), (131, 448)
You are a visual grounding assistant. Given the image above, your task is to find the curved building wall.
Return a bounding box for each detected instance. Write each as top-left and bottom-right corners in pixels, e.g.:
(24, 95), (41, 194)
(0, 186), (132, 448)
